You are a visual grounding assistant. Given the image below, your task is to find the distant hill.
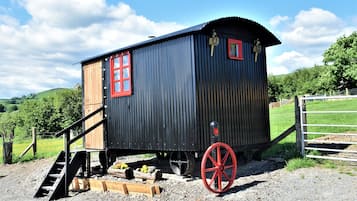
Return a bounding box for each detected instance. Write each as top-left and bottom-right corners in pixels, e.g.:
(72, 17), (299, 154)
(0, 88), (74, 113)
(35, 88), (73, 99)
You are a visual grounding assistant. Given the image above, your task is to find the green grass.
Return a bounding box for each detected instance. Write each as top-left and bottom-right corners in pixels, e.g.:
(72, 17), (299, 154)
(0, 138), (63, 164)
(305, 99), (357, 134)
(265, 98), (357, 170)
(35, 88), (71, 99)
(286, 158), (317, 171)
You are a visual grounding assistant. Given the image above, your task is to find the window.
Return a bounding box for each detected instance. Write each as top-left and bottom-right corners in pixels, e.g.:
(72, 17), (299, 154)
(110, 51), (132, 97)
(228, 38), (243, 60)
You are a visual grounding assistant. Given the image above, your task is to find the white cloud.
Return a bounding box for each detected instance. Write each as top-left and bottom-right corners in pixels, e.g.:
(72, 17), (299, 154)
(0, 1), (185, 98)
(281, 8), (354, 51)
(269, 15), (289, 27)
(268, 8), (357, 75)
(273, 51), (323, 72)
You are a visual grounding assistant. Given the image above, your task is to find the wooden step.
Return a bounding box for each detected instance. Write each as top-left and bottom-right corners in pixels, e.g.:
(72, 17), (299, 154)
(72, 178), (161, 197)
(48, 174), (62, 178)
(41, 186), (55, 191)
(56, 162), (66, 166)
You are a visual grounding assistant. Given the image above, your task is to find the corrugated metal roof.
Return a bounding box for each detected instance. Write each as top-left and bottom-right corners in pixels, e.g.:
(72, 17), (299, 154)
(81, 16), (281, 64)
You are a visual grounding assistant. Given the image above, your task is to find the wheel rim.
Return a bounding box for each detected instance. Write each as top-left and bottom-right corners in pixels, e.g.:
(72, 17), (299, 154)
(169, 152), (195, 176)
(201, 142), (237, 193)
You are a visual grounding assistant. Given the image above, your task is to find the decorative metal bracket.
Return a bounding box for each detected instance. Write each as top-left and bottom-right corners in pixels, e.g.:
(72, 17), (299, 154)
(209, 30), (219, 56)
(253, 38), (262, 63)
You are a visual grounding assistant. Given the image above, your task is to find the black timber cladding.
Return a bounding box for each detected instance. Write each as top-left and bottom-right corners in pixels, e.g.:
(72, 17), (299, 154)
(82, 16), (281, 152)
(194, 31), (270, 151)
(105, 36), (198, 151)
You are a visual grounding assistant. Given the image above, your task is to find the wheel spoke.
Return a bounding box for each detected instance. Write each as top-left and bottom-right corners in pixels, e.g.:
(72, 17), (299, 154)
(207, 154), (218, 166)
(222, 151), (229, 165)
(224, 164), (234, 169)
(208, 170), (218, 186)
(222, 171), (230, 180)
(217, 171), (222, 191)
(205, 167), (217, 172)
(216, 145), (221, 164)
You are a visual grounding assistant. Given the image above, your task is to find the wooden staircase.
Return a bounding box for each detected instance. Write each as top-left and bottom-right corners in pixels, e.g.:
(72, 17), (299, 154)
(34, 151), (86, 200)
(33, 106), (105, 200)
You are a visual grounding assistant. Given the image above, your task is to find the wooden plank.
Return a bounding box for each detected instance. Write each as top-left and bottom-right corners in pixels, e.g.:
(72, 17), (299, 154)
(83, 61), (103, 105)
(89, 179), (107, 192)
(105, 181), (129, 195)
(75, 178), (161, 197)
(83, 60), (104, 150)
(84, 104), (104, 149)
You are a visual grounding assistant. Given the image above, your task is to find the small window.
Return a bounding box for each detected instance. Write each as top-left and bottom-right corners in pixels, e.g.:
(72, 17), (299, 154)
(228, 38), (243, 60)
(110, 51), (132, 97)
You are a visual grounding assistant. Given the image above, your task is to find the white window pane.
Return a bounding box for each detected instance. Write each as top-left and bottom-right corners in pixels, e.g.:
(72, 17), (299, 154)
(123, 68), (129, 78)
(123, 54), (129, 66)
(114, 70), (120, 80)
(114, 82), (121, 92)
(123, 80), (130, 91)
(235, 44), (239, 57)
(230, 44), (238, 57)
(114, 57), (120, 67)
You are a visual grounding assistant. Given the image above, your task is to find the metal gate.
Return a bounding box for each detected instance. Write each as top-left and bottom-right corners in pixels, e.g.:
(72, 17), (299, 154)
(299, 95), (357, 162)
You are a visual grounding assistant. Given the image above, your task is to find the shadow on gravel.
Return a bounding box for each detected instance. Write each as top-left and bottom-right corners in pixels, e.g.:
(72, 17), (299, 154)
(237, 160), (285, 178)
(216, 180), (266, 197)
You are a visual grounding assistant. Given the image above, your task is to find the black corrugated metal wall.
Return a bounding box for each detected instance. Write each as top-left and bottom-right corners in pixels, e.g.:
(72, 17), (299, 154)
(194, 33), (270, 151)
(105, 36), (198, 151)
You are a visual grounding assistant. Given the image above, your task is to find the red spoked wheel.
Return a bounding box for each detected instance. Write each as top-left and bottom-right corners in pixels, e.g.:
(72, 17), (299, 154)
(201, 142), (237, 193)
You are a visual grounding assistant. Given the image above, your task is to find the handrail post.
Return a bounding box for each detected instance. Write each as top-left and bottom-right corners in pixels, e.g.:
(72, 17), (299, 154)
(32, 127), (37, 156)
(64, 131), (70, 197)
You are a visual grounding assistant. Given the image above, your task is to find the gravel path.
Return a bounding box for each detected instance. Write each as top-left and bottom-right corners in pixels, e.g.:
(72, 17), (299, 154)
(0, 157), (356, 201)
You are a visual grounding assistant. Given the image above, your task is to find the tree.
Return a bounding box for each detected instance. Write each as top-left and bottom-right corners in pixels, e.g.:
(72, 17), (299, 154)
(57, 87), (82, 128)
(268, 75), (283, 102)
(0, 104), (5, 112)
(323, 32), (357, 89)
(0, 112), (17, 142)
(19, 98), (62, 136)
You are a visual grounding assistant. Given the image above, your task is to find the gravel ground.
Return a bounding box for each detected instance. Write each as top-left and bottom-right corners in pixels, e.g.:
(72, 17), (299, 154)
(0, 157), (356, 201)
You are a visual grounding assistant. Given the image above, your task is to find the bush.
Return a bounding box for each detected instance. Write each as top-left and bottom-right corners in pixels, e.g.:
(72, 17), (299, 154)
(0, 104), (5, 112)
(7, 105), (18, 112)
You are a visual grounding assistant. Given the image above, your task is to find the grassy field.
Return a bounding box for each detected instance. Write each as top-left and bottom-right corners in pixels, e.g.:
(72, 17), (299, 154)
(1, 98), (356, 164)
(0, 138), (63, 163)
(0, 137), (84, 164)
(265, 98), (357, 159)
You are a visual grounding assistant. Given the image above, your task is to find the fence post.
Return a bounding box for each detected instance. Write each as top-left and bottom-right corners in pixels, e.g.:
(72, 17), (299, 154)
(294, 96), (302, 155)
(300, 97), (307, 156)
(32, 127), (37, 156)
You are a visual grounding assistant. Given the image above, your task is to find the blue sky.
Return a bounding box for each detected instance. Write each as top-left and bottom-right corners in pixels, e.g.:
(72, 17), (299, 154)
(0, 0), (356, 98)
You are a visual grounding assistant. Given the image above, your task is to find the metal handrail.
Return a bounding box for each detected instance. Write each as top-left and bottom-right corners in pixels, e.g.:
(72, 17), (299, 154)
(60, 105), (105, 197)
(55, 106), (104, 137)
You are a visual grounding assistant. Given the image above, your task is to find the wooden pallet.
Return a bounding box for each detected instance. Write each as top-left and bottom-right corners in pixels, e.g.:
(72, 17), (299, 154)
(71, 178), (161, 197)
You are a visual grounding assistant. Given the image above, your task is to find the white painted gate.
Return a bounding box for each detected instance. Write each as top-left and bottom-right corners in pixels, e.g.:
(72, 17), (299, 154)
(299, 95), (357, 162)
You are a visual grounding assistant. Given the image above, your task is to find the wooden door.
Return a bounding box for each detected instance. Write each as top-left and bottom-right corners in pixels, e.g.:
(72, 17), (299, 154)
(83, 60), (104, 150)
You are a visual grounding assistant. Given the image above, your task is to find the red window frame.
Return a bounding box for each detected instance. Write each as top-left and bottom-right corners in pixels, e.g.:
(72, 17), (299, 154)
(110, 51), (132, 97)
(228, 38), (243, 60)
